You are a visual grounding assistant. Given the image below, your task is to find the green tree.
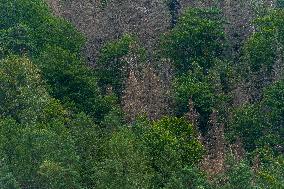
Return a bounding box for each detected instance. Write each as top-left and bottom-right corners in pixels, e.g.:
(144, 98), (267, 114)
(212, 156), (254, 189)
(0, 0), (84, 57)
(0, 118), (81, 189)
(160, 7), (225, 74)
(0, 0), (112, 122)
(173, 60), (232, 133)
(164, 166), (209, 189)
(94, 128), (153, 189)
(174, 71), (215, 131)
(36, 46), (111, 122)
(160, 7), (230, 133)
(0, 56), (81, 188)
(0, 56), (51, 123)
(255, 149), (284, 188)
(96, 34), (145, 97)
(229, 80), (284, 153)
(134, 117), (204, 188)
(68, 112), (105, 188)
(241, 8), (284, 102)
(0, 153), (20, 189)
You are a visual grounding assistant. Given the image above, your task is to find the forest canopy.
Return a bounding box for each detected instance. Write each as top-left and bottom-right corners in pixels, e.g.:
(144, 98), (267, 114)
(0, 0), (283, 188)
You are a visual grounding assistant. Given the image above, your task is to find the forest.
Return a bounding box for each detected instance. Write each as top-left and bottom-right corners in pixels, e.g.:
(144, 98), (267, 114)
(0, 0), (283, 188)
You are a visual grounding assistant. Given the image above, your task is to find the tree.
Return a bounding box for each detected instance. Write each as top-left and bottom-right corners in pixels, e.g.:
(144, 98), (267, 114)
(0, 0), (112, 122)
(134, 117), (204, 188)
(212, 155), (254, 189)
(68, 113), (105, 188)
(174, 72), (215, 131)
(0, 0), (84, 57)
(122, 65), (170, 122)
(0, 56), (51, 123)
(160, 7), (230, 134)
(94, 128), (153, 189)
(36, 46), (111, 122)
(255, 150), (284, 188)
(96, 35), (139, 97)
(160, 7), (225, 74)
(164, 166), (210, 189)
(48, 0), (171, 62)
(229, 79), (284, 154)
(0, 118), (81, 189)
(241, 8), (284, 102)
(0, 56), (81, 188)
(0, 153), (20, 189)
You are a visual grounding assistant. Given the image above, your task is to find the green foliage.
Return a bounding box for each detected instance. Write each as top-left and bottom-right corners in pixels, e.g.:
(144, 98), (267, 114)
(224, 162), (254, 189)
(68, 113), (104, 188)
(229, 104), (264, 151)
(211, 152), (284, 189)
(0, 56), (71, 124)
(0, 23), (35, 58)
(96, 34), (145, 97)
(173, 60), (233, 132)
(174, 73), (215, 128)
(161, 7), (230, 133)
(0, 56), (81, 188)
(0, 56), (51, 123)
(36, 46), (111, 121)
(273, 9), (284, 44)
(160, 7), (225, 74)
(230, 80), (284, 153)
(103, 116), (206, 188)
(94, 128), (153, 189)
(68, 107), (125, 188)
(229, 9), (284, 153)
(1, 1), (283, 188)
(134, 117), (204, 188)
(174, 72), (214, 113)
(259, 81), (284, 152)
(151, 117), (204, 165)
(240, 9), (284, 95)
(0, 0), (110, 122)
(276, 0), (284, 8)
(212, 156), (254, 189)
(242, 15), (279, 73)
(0, 0), (84, 57)
(243, 31), (277, 73)
(263, 81), (284, 123)
(164, 166), (209, 189)
(255, 152), (284, 188)
(38, 160), (81, 189)
(0, 153), (20, 189)
(0, 118), (81, 188)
